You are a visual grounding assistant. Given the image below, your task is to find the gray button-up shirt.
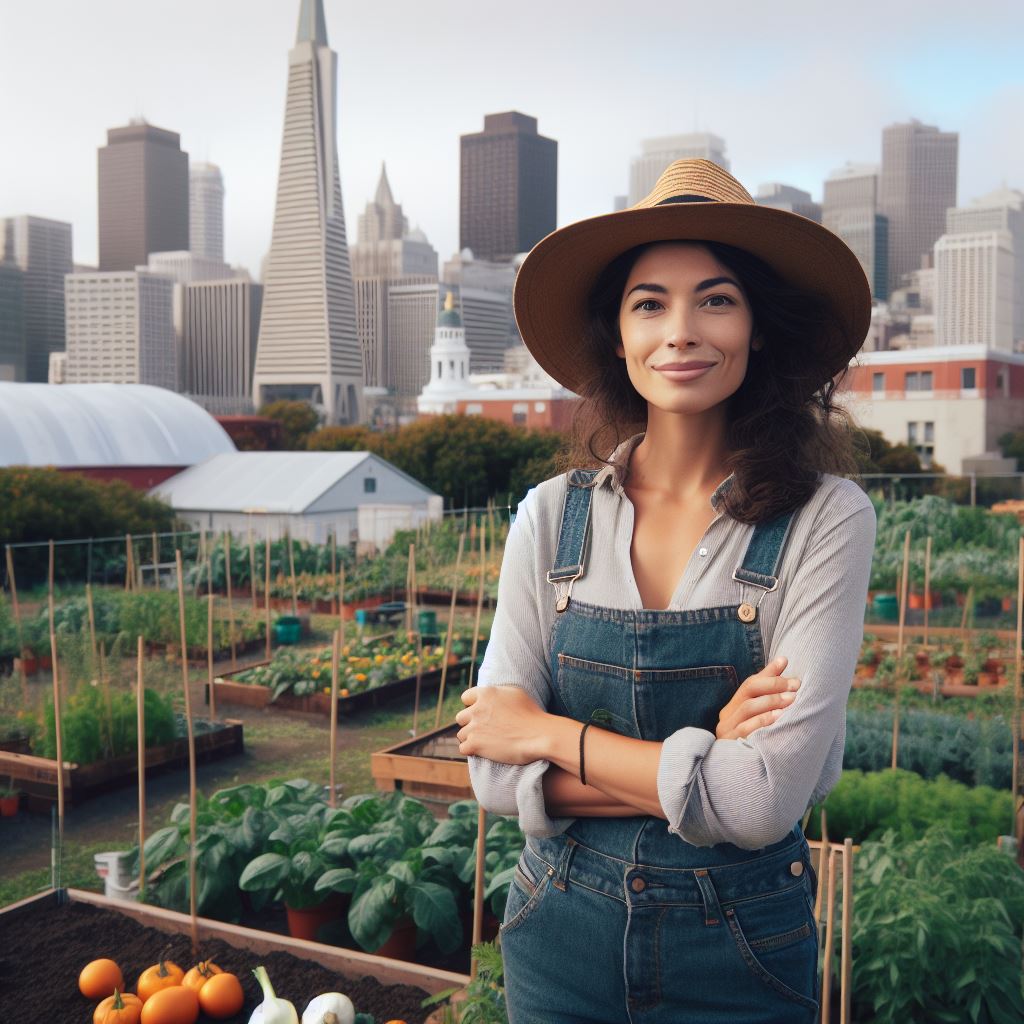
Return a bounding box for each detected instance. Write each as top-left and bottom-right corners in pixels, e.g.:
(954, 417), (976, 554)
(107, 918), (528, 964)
(468, 434), (877, 850)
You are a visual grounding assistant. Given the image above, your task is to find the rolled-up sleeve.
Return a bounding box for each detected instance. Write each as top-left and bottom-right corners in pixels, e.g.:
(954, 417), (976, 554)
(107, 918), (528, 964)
(467, 489), (575, 837)
(656, 492), (876, 849)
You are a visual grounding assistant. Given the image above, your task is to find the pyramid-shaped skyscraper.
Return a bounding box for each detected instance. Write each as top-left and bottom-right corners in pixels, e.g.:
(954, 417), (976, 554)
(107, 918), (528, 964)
(252, 0), (364, 423)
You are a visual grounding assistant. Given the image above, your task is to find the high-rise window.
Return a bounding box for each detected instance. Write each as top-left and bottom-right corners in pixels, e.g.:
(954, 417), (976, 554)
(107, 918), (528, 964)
(907, 422), (918, 444)
(960, 367), (976, 389)
(872, 372), (885, 392)
(905, 370), (933, 391)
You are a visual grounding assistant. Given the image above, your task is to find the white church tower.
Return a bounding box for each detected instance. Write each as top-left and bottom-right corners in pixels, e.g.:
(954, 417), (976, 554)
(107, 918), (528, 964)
(417, 291), (474, 415)
(252, 0), (364, 423)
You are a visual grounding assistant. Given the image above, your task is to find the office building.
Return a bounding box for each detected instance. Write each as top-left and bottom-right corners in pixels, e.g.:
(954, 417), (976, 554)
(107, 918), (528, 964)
(628, 133), (729, 206)
(755, 183), (821, 222)
(0, 215), (73, 381)
(98, 121), (189, 272)
(823, 163), (889, 300)
(190, 162), (225, 263)
(0, 261), (25, 381)
(879, 120), (958, 296)
(387, 281), (441, 406)
(252, 0), (363, 423)
(143, 251), (233, 284)
(181, 277), (263, 412)
(460, 111), (557, 262)
(934, 187), (1024, 351)
(441, 250), (517, 372)
(64, 271), (176, 389)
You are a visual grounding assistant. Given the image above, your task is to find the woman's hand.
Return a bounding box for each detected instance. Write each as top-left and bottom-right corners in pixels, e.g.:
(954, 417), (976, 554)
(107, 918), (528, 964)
(456, 685), (550, 764)
(716, 655), (800, 740)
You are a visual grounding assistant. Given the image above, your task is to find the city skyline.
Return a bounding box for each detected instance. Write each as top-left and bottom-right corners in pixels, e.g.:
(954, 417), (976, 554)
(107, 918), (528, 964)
(1, 0), (1021, 277)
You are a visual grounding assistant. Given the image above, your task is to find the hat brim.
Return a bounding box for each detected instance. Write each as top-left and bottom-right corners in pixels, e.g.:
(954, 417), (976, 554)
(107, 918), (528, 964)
(513, 203), (871, 395)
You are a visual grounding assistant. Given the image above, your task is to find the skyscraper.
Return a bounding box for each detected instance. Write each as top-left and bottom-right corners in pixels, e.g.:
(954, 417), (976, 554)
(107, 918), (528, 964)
(252, 0), (363, 424)
(460, 112), (557, 263)
(823, 163), (889, 300)
(628, 133), (729, 206)
(0, 261), (25, 382)
(190, 163), (225, 263)
(0, 216), (73, 382)
(879, 120), (958, 295)
(98, 121), (189, 271)
(755, 184), (821, 223)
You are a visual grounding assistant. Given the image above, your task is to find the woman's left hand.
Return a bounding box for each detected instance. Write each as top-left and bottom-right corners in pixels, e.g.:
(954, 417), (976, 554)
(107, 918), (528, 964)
(456, 685), (550, 764)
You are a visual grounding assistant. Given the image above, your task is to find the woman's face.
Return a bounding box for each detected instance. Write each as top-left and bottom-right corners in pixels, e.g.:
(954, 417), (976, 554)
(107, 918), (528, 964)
(616, 242), (760, 417)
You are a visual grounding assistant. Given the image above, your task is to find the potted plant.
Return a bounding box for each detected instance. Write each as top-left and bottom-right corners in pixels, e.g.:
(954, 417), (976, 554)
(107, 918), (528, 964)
(0, 786), (20, 817)
(961, 649), (986, 686)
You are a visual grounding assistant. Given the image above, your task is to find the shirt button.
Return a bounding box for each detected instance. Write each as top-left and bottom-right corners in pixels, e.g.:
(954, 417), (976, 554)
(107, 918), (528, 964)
(699, 547), (708, 557)
(631, 876), (646, 893)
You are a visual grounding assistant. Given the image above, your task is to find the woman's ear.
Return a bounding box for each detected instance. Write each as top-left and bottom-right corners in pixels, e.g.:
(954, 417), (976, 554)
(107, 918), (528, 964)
(615, 342), (625, 358)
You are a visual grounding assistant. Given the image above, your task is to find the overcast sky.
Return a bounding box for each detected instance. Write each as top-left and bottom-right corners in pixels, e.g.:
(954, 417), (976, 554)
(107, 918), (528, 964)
(1, 0), (1021, 275)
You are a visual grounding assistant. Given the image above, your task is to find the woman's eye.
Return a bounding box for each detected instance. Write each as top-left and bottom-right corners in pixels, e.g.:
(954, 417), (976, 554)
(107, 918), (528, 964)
(632, 299), (662, 312)
(702, 294), (734, 308)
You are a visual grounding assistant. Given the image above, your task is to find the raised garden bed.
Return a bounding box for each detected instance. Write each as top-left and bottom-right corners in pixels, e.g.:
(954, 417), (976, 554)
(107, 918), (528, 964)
(0, 888), (468, 1023)
(0, 719), (244, 811)
(372, 723), (473, 804)
(212, 661), (472, 718)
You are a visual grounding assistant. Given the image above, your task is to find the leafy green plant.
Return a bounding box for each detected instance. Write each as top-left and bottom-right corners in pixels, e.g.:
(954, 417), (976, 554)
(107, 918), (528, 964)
(422, 941), (508, 1023)
(837, 828), (1024, 1023)
(807, 769), (1014, 845)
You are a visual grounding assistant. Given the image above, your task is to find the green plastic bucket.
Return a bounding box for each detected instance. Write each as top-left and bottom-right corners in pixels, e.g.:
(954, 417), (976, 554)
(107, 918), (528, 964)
(872, 593), (899, 622)
(273, 615), (302, 645)
(417, 610), (438, 635)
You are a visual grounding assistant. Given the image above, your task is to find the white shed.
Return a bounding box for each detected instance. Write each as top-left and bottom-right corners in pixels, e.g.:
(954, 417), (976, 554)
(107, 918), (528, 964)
(151, 451), (443, 551)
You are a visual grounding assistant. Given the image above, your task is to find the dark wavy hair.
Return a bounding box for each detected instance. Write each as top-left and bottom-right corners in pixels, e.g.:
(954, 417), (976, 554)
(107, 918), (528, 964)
(557, 241), (862, 523)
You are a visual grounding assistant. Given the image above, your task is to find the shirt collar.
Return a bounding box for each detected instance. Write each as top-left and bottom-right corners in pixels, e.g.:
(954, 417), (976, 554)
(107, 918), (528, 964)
(590, 432), (735, 510)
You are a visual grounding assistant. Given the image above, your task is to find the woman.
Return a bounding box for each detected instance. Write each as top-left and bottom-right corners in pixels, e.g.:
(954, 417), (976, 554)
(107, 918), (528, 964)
(455, 160), (876, 1023)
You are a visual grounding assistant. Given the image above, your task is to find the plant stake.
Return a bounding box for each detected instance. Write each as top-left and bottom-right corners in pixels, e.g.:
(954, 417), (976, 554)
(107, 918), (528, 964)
(85, 581), (98, 669)
(470, 804), (487, 982)
(264, 534), (272, 660)
(330, 530), (338, 616)
(923, 535), (932, 647)
(820, 844), (838, 1024)
(840, 838), (853, 1024)
(5, 545), (28, 703)
(151, 531), (159, 589)
(136, 635), (147, 902)
(468, 525), (486, 689)
(892, 530), (910, 771)
(48, 539), (65, 883)
(224, 532), (237, 670)
(248, 525), (257, 610)
(174, 549), (200, 955)
(329, 628), (340, 808)
(338, 563), (345, 635)
(287, 530), (298, 616)
(435, 532), (466, 729)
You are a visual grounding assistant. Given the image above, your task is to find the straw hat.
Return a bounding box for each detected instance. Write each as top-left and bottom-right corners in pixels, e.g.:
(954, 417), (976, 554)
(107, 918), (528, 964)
(513, 159), (871, 395)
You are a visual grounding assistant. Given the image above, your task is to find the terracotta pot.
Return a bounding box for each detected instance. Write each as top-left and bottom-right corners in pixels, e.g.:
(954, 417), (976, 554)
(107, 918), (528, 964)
(945, 655), (964, 671)
(285, 894), (347, 941)
(372, 916), (419, 960)
(856, 663), (878, 679)
(14, 655), (38, 676)
(914, 651), (931, 673)
(908, 591), (939, 610)
(0, 794), (20, 817)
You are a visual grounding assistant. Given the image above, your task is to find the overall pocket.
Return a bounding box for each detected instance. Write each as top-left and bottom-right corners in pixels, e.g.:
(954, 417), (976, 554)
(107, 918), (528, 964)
(723, 880), (819, 1011)
(555, 654), (638, 737)
(501, 846), (555, 934)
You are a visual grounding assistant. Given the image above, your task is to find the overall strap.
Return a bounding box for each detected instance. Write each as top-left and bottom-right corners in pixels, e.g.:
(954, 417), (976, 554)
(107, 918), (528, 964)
(546, 469), (598, 613)
(731, 509), (798, 621)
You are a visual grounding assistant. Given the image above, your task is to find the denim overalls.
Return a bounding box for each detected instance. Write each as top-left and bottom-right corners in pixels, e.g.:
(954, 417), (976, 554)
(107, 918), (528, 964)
(500, 470), (820, 1024)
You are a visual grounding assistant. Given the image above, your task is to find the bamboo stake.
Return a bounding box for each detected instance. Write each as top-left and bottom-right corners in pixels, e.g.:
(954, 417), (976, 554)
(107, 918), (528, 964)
(136, 636), (147, 902)
(1013, 536), (1023, 827)
(468, 526), (486, 689)
(840, 838), (854, 1024)
(224, 532), (237, 670)
(125, 533), (133, 591)
(265, 534), (272, 661)
(329, 629), (340, 808)
(151, 531), (159, 589)
(923, 536), (932, 648)
(5, 545), (28, 704)
(248, 526), (257, 611)
(814, 808), (829, 927)
(48, 540), (65, 884)
(960, 585), (974, 643)
(174, 550), (199, 955)
(85, 582), (98, 668)
(892, 530), (911, 771)
(411, 549), (425, 737)
(470, 804), (487, 982)
(435, 533), (466, 729)
(207, 592), (216, 719)
(287, 531), (298, 616)
(331, 531), (338, 617)
(820, 845), (838, 1024)
(405, 544), (415, 635)
(338, 564), (346, 634)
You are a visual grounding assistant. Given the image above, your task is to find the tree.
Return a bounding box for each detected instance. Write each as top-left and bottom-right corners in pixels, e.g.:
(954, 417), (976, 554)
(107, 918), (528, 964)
(258, 400), (322, 449)
(306, 425), (377, 452)
(997, 430), (1024, 470)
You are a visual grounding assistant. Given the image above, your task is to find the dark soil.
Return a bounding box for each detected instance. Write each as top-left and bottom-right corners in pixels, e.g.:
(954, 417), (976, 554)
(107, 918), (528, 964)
(0, 899), (437, 1023)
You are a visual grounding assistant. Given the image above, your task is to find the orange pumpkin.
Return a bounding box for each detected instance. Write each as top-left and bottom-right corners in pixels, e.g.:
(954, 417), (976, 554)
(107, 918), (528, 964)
(79, 958), (125, 1000)
(182, 961), (222, 992)
(139, 985), (199, 1024)
(197, 972), (245, 1019)
(136, 960), (185, 1003)
(93, 989), (143, 1024)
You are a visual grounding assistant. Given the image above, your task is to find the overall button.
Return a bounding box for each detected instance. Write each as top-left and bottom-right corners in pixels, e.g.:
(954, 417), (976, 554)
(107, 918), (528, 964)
(790, 861), (804, 877)
(630, 876), (646, 893)
(737, 603), (756, 623)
